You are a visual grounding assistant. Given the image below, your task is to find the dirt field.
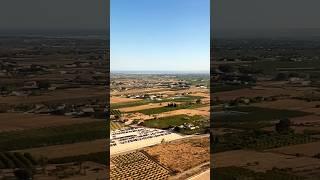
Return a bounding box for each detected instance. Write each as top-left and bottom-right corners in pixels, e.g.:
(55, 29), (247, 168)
(253, 99), (320, 114)
(0, 87), (105, 105)
(0, 113), (97, 132)
(290, 115), (320, 124)
(33, 161), (107, 180)
(267, 141), (320, 157)
(111, 97), (142, 104)
(214, 87), (304, 101)
(121, 107), (210, 122)
(213, 149), (320, 177)
(157, 108), (210, 118)
(111, 88), (170, 96)
(145, 136), (209, 173)
(16, 139), (106, 159)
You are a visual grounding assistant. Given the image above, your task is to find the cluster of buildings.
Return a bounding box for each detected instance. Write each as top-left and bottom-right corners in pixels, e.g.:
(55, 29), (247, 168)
(110, 127), (172, 147)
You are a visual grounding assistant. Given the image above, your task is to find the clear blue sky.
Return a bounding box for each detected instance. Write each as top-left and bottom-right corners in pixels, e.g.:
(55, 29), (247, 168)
(111, 0), (209, 72)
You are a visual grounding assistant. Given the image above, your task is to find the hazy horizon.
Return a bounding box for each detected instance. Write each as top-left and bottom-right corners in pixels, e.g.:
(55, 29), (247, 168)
(110, 70), (210, 76)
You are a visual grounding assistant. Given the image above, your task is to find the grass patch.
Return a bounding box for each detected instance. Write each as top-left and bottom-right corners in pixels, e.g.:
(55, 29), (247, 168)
(111, 96), (203, 109)
(143, 115), (203, 129)
(0, 121), (107, 151)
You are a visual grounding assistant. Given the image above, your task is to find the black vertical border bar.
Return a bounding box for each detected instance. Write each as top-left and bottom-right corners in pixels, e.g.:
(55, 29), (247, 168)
(106, 0), (110, 179)
(210, 0), (214, 178)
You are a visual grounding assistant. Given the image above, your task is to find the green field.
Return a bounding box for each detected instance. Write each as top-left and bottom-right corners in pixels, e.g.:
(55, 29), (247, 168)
(111, 96), (203, 109)
(0, 121), (107, 151)
(143, 115), (204, 129)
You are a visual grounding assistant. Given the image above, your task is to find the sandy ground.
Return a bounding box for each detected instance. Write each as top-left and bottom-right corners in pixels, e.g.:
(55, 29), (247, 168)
(145, 136), (209, 173)
(213, 149), (320, 176)
(110, 131), (183, 156)
(157, 108), (210, 118)
(16, 139), (106, 159)
(267, 141), (320, 157)
(0, 113), (97, 132)
(110, 96), (142, 104)
(188, 92), (210, 98)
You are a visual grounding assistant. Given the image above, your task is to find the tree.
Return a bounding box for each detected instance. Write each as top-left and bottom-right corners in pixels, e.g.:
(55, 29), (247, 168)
(196, 99), (201, 104)
(275, 118), (292, 134)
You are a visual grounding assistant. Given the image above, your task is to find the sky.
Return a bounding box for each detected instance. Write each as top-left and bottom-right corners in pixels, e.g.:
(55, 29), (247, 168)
(0, 0), (107, 31)
(110, 0), (210, 72)
(212, 0), (320, 38)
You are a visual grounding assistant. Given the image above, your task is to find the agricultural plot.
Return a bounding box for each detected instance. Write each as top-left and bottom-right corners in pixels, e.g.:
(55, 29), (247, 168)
(111, 97), (142, 104)
(0, 152), (38, 169)
(15, 139), (106, 159)
(267, 141), (320, 157)
(143, 115), (204, 129)
(253, 99), (320, 114)
(214, 106), (309, 123)
(110, 151), (171, 180)
(0, 113), (95, 132)
(145, 136), (210, 173)
(111, 96), (202, 109)
(110, 122), (125, 131)
(213, 131), (315, 153)
(212, 166), (305, 180)
(213, 86), (304, 101)
(0, 121), (107, 151)
(213, 150), (320, 179)
(135, 103), (206, 115)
